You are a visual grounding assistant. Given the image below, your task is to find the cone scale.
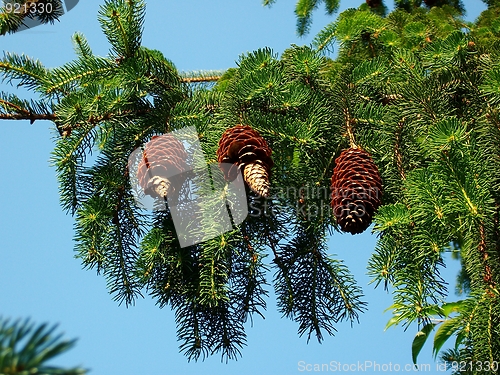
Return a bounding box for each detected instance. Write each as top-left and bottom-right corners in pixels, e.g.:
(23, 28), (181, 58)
(330, 148), (382, 234)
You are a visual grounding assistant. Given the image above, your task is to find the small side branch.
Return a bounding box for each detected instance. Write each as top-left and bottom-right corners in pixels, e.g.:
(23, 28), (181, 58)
(343, 106), (357, 149)
(0, 112), (56, 122)
(0, 98), (56, 123)
(180, 75), (221, 84)
(394, 120), (406, 180)
(479, 223), (497, 296)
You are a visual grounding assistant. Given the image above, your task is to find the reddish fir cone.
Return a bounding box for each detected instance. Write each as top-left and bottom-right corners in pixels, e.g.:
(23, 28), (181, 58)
(423, 0), (438, 6)
(216, 124), (273, 197)
(136, 134), (188, 199)
(330, 148), (382, 234)
(366, 0), (382, 8)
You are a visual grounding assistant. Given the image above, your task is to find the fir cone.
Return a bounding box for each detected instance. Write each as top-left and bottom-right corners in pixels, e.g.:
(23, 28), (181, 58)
(216, 124), (273, 197)
(423, 0), (438, 6)
(330, 148), (382, 234)
(136, 134), (188, 199)
(366, 0), (382, 8)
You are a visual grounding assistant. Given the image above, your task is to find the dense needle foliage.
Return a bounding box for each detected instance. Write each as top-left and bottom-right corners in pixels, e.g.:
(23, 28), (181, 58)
(0, 317), (84, 374)
(2, 0), (500, 366)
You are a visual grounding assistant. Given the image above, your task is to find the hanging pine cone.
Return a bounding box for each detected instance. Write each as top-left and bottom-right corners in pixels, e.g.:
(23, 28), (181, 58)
(136, 134), (188, 199)
(330, 148), (382, 234)
(366, 0), (382, 8)
(423, 0), (438, 6)
(216, 124), (273, 197)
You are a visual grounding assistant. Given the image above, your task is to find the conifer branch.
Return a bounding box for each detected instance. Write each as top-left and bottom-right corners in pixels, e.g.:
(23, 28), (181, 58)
(0, 97), (26, 113)
(180, 75), (221, 84)
(45, 66), (115, 94)
(478, 223), (496, 296)
(343, 107), (357, 148)
(0, 111), (56, 121)
(264, 129), (309, 145)
(3, 0), (500, 362)
(0, 317), (85, 375)
(488, 302), (494, 364)
(111, 10), (131, 58)
(178, 70), (225, 84)
(394, 120), (406, 180)
(0, 98), (56, 122)
(0, 60), (47, 88)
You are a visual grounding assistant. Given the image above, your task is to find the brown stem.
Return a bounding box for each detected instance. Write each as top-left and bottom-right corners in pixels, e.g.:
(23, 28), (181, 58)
(495, 204), (500, 260)
(479, 223), (496, 296)
(0, 98), (27, 113)
(0, 98), (57, 123)
(368, 41), (376, 58)
(343, 106), (357, 149)
(394, 120), (406, 180)
(240, 225), (257, 261)
(180, 76), (221, 84)
(0, 112), (57, 122)
(264, 224), (280, 262)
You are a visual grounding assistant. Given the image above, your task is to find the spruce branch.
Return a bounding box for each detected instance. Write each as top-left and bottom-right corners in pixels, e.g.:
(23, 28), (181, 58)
(0, 317), (85, 375)
(179, 71), (224, 84)
(0, 110), (56, 121)
(266, 0), (340, 36)
(478, 223), (496, 295)
(0, 97), (56, 123)
(0, 53), (49, 91)
(343, 106), (358, 149)
(274, 227), (366, 342)
(72, 32), (94, 59)
(394, 120), (406, 180)
(313, 21), (337, 53)
(43, 56), (116, 95)
(98, 0), (145, 59)
(3, 0), (500, 363)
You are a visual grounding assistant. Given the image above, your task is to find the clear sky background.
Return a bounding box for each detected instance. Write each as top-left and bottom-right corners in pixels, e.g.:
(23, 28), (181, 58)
(0, 1), (488, 374)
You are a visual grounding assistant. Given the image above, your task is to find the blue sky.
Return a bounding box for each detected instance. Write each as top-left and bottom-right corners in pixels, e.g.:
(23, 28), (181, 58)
(0, 1), (488, 374)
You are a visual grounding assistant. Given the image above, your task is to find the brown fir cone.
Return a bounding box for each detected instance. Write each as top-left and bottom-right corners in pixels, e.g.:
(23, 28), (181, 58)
(330, 148), (382, 234)
(366, 0), (382, 8)
(216, 124), (273, 197)
(136, 134), (188, 199)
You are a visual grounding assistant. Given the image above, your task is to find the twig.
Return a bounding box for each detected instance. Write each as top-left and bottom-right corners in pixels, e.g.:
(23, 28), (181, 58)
(479, 223), (496, 297)
(394, 120), (406, 180)
(180, 76), (221, 84)
(0, 112), (56, 122)
(343, 106), (358, 149)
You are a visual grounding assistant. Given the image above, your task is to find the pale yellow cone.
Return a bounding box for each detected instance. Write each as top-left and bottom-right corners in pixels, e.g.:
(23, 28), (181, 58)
(148, 176), (172, 198)
(243, 163), (270, 197)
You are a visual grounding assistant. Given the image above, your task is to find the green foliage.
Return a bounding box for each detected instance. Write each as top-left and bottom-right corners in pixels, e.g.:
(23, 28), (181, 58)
(0, 317), (85, 375)
(274, 226), (366, 342)
(2, 0), (500, 366)
(263, 0), (339, 36)
(2, 1), (364, 361)
(412, 323), (435, 365)
(262, 0), (472, 37)
(410, 301), (464, 365)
